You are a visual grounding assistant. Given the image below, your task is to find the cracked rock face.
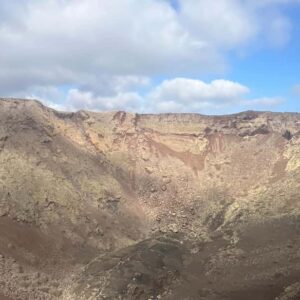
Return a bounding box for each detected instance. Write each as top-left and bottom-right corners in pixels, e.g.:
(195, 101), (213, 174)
(0, 98), (300, 300)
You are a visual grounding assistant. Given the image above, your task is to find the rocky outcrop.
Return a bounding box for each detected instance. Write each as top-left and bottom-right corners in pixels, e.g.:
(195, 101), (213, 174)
(0, 98), (300, 299)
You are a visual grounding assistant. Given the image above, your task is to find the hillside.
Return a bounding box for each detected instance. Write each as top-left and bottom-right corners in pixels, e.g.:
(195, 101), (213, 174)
(0, 98), (300, 300)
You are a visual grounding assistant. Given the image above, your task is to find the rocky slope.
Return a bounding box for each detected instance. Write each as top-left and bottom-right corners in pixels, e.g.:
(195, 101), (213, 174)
(0, 98), (300, 300)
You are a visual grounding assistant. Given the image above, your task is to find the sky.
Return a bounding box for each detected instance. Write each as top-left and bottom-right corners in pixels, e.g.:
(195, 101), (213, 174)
(0, 0), (300, 114)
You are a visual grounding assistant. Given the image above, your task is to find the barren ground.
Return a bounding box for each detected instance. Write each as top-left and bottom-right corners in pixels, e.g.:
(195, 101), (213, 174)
(0, 99), (300, 299)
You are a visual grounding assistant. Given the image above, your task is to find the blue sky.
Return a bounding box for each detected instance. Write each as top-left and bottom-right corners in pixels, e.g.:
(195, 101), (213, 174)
(0, 0), (300, 114)
(229, 5), (300, 113)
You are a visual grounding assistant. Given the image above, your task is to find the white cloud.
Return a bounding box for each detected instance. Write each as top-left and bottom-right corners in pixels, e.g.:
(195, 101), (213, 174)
(66, 89), (143, 112)
(0, 0), (221, 96)
(60, 78), (282, 114)
(0, 0), (298, 98)
(78, 75), (151, 97)
(148, 78), (250, 112)
(150, 78), (249, 102)
(179, 0), (257, 49)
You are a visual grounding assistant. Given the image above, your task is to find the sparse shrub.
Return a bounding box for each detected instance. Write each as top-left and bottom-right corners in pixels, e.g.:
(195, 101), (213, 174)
(283, 130), (292, 140)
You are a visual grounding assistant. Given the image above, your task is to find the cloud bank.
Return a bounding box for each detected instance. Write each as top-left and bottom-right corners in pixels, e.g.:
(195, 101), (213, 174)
(0, 0), (297, 113)
(54, 78), (283, 114)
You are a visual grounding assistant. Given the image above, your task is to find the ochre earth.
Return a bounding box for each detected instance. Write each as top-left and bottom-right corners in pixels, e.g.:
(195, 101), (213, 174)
(0, 99), (300, 299)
